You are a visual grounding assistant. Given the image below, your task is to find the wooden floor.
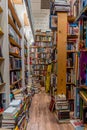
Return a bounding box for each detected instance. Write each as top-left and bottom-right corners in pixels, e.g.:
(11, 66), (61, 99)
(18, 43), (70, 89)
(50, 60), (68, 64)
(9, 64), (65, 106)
(27, 89), (74, 130)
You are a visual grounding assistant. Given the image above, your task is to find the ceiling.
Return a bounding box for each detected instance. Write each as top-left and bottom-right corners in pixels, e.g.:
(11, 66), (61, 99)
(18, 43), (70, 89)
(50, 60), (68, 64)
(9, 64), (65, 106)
(30, 0), (50, 32)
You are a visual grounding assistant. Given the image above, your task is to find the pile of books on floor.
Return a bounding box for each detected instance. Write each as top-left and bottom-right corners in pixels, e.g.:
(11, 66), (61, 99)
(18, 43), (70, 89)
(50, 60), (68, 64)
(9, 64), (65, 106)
(70, 120), (84, 130)
(1, 99), (24, 129)
(53, 0), (70, 13)
(55, 95), (70, 122)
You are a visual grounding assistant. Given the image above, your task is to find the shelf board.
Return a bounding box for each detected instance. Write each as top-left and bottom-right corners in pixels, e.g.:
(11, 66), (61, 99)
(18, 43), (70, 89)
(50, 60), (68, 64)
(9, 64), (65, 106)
(67, 34), (78, 39)
(67, 50), (77, 53)
(30, 46), (53, 48)
(9, 52), (21, 58)
(8, 0), (22, 28)
(0, 83), (6, 87)
(79, 49), (87, 52)
(0, 30), (4, 36)
(35, 40), (51, 43)
(32, 75), (43, 77)
(9, 36), (21, 49)
(68, 16), (76, 23)
(34, 69), (47, 71)
(10, 68), (21, 71)
(80, 91), (87, 104)
(8, 15), (22, 38)
(35, 34), (52, 37)
(68, 98), (74, 100)
(10, 78), (22, 88)
(66, 82), (75, 85)
(0, 6), (3, 13)
(0, 57), (4, 61)
(32, 64), (48, 65)
(67, 67), (74, 69)
(80, 86), (87, 89)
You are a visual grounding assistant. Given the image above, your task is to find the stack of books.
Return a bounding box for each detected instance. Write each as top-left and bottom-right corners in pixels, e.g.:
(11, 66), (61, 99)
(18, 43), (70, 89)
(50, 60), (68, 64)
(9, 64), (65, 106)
(53, 0), (70, 13)
(2, 106), (18, 129)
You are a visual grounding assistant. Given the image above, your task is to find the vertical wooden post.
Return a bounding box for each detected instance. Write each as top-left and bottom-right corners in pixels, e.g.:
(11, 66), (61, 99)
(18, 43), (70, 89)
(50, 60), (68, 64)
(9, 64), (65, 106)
(57, 12), (67, 95)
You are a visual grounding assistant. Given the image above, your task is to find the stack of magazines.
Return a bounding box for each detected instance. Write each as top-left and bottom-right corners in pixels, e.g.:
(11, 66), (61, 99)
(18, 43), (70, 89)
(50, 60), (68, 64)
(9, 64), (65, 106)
(53, 0), (70, 13)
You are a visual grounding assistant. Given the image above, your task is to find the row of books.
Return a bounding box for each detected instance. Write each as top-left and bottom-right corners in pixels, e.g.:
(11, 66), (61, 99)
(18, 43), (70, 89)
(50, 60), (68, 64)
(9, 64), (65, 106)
(9, 45), (20, 55)
(10, 56), (22, 70)
(8, 25), (21, 46)
(35, 35), (52, 41)
(2, 97), (30, 129)
(10, 71), (21, 84)
(67, 70), (75, 83)
(67, 23), (78, 35)
(67, 43), (76, 50)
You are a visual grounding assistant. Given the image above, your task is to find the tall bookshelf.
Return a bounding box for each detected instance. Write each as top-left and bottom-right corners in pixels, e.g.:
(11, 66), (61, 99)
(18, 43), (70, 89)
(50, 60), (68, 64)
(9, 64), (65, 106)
(0, 0), (32, 129)
(8, 0), (22, 96)
(30, 31), (53, 88)
(24, 35), (29, 87)
(74, 0), (87, 124)
(0, 4), (5, 118)
(67, 16), (78, 112)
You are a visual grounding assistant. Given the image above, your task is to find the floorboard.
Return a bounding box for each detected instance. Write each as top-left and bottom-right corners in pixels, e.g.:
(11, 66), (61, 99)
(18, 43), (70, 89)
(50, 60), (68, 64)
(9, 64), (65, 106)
(27, 90), (74, 130)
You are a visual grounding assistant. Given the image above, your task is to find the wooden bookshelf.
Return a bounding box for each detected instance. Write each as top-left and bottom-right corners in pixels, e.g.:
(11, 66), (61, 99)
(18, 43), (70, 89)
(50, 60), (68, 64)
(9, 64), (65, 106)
(9, 52), (21, 58)
(9, 37), (21, 49)
(8, 15), (22, 38)
(8, 0), (22, 28)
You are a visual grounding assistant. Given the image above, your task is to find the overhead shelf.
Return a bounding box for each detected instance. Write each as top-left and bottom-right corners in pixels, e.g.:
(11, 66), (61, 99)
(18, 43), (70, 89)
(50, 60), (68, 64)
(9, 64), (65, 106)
(8, 15), (22, 38)
(9, 36), (21, 49)
(9, 52), (21, 59)
(80, 86), (87, 89)
(8, 0), (22, 28)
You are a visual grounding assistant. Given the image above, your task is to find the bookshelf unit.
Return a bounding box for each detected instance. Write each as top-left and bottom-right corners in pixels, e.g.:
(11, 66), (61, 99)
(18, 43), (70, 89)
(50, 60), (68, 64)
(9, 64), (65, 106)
(67, 16), (78, 112)
(30, 31), (53, 87)
(24, 35), (29, 87)
(0, 0), (32, 129)
(8, 0), (22, 96)
(74, 0), (87, 124)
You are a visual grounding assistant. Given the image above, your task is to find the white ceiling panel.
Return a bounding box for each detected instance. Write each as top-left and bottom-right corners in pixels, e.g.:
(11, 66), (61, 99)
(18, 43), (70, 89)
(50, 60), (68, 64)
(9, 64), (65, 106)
(30, 0), (50, 32)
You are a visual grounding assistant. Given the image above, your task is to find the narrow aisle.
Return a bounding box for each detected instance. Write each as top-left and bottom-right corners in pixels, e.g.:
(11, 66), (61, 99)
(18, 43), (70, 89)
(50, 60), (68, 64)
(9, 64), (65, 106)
(27, 90), (74, 130)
